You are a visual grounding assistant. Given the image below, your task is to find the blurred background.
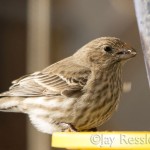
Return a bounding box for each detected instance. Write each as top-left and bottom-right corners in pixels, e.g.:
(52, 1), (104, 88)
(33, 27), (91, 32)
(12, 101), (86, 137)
(0, 0), (150, 150)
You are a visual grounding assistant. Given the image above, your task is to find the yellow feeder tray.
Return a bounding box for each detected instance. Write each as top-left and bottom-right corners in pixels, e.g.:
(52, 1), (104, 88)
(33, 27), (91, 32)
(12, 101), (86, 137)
(52, 132), (150, 150)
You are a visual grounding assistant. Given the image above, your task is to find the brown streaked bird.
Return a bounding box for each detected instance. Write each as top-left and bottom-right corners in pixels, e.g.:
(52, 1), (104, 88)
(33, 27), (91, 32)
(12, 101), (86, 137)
(0, 37), (136, 134)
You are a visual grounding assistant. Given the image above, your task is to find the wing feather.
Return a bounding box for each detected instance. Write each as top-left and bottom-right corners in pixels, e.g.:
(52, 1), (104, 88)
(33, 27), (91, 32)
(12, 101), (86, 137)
(0, 68), (90, 97)
(0, 57), (91, 97)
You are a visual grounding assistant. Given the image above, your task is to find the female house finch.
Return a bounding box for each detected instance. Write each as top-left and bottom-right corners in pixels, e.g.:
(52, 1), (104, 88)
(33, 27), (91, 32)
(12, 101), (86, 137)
(0, 37), (136, 134)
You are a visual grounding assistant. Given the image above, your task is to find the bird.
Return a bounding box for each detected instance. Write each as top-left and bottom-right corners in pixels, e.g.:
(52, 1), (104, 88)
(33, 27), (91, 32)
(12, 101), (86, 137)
(0, 37), (136, 134)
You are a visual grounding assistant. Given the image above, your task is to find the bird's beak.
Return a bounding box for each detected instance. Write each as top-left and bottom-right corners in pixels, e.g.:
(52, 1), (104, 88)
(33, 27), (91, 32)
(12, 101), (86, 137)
(116, 48), (137, 61)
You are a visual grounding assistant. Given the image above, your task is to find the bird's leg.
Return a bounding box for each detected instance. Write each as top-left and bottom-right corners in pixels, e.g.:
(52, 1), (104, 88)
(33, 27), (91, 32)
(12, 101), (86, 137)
(66, 124), (77, 132)
(64, 127), (76, 132)
(59, 123), (77, 132)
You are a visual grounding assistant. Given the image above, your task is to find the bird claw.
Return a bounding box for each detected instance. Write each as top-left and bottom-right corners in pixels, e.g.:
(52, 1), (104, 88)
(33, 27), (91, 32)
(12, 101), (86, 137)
(59, 123), (77, 132)
(64, 127), (76, 132)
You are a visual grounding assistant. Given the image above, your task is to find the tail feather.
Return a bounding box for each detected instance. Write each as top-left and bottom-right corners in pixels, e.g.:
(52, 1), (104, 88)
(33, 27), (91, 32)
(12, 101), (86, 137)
(0, 96), (23, 112)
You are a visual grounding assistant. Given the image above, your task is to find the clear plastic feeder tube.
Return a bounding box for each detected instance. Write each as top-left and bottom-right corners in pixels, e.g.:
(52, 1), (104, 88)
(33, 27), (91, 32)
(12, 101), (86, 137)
(134, 0), (150, 87)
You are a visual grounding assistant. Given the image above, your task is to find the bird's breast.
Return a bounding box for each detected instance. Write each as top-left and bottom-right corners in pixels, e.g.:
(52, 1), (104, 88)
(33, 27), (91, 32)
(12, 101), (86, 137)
(73, 68), (122, 130)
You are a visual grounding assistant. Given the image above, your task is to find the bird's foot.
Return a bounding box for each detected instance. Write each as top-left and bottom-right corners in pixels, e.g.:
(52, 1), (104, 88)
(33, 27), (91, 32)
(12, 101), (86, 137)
(64, 127), (76, 132)
(58, 122), (77, 132)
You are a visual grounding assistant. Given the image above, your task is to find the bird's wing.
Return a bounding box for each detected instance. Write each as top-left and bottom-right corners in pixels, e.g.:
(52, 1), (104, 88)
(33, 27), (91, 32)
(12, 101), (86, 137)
(0, 67), (90, 97)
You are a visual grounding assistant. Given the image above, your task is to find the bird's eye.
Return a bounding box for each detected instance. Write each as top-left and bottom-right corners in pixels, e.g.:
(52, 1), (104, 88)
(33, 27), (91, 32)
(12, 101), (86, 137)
(104, 46), (112, 53)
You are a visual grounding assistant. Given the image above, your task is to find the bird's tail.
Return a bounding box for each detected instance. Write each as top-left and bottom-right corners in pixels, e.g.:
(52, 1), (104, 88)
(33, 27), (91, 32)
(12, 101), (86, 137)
(0, 96), (23, 112)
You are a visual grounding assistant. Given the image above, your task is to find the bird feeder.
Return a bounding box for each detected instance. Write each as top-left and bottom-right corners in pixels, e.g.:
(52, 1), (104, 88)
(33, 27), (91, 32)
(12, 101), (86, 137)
(134, 0), (150, 87)
(52, 132), (150, 149)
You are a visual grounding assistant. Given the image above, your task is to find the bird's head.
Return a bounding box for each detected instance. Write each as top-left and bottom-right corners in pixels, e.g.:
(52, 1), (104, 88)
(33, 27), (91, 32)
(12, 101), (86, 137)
(74, 37), (136, 69)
